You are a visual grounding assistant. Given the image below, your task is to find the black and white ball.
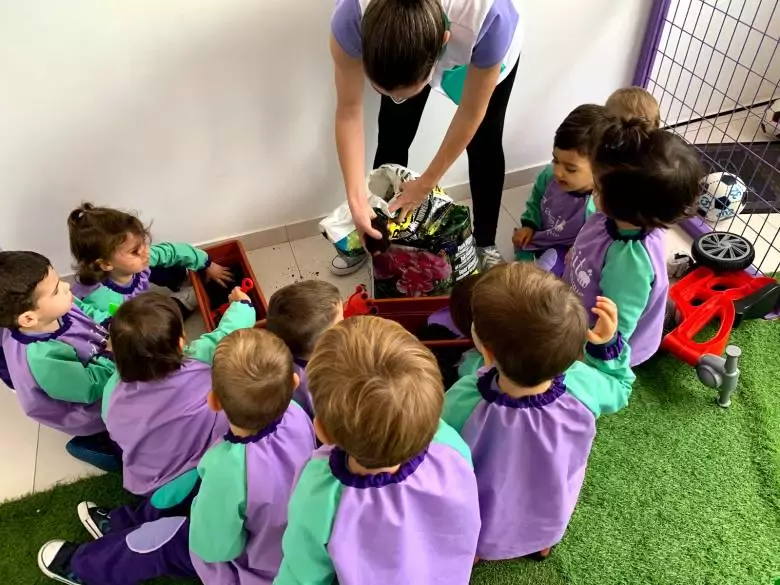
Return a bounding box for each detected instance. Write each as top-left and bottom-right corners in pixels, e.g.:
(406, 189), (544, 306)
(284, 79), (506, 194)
(698, 172), (747, 224)
(760, 99), (780, 139)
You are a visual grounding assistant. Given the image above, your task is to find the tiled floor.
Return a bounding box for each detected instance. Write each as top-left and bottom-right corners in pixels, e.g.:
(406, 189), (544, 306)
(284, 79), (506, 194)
(670, 106), (772, 146)
(0, 184), (739, 503)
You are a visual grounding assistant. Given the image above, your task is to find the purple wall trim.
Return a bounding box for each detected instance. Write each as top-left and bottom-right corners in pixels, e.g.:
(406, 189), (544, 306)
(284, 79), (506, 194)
(632, 0), (673, 87)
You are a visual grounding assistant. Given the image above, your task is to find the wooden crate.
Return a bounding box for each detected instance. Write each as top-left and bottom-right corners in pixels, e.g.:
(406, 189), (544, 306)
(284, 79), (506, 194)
(372, 296), (472, 350)
(190, 239), (268, 331)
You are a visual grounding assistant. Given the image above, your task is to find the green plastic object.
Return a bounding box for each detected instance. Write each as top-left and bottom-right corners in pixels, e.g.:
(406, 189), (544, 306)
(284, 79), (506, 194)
(108, 303), (119, 316)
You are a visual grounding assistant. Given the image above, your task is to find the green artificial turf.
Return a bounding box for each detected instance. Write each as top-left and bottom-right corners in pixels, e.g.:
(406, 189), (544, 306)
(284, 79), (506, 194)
(1, 319), (779, 584)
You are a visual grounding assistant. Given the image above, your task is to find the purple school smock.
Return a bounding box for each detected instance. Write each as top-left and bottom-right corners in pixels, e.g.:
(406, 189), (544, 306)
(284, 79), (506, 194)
(426, 307), (464, 338)
(523, 175), (590, 251)
(1, 304), (111, 436)
(105, 359), (229, 495)
(190, 404), (317, 584)
(274, 421), (481, 585)
(104, 300), (255, 496)
(563, 213), (668, 366)
(442, 337), (634, 560)
(67, 404), (316, 585)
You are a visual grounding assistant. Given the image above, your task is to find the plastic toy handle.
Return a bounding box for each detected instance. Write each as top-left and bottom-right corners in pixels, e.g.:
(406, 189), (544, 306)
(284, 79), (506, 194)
(240, 278), (254, 293)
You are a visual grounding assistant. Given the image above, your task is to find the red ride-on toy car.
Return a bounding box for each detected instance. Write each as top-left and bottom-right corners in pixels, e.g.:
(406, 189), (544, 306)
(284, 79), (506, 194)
(662, 231), (780, 407)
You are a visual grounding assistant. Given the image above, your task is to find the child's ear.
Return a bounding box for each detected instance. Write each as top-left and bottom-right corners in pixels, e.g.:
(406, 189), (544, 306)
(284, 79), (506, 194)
(17, 311), (37, 329)
(292, 372), (300, 391)
(206, 390), (222, 413)
(97, 259), (113, 272)
(471, 325), (495, 367)
(313, 418), (333, 445)
(178, 337), (186, 352)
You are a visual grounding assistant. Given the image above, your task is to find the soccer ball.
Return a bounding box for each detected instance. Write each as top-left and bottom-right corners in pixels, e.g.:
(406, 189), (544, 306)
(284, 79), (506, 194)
(760, 99), (780, 138)
(698, 172), (747, 224)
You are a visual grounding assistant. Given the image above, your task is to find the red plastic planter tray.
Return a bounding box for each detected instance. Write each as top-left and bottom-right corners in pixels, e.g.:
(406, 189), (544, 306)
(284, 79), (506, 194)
(190, 239), (268, 331)
(372, 296), (473, 350)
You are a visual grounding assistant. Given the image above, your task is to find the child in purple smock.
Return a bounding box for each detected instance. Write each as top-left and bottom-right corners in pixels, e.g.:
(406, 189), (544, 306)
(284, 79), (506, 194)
(420, 273), (484, 385)
(76, 288), (256, 539)
(275, 316), (481, 585)
(267, 280), (344, 419)
(67, 202), (233, 317)
(0, 251), (120, 472)
(512, 105), (610, 276)
(38, 328), (317, 585)
(563, 121), (704, 366)
(443, 262), (635, 561)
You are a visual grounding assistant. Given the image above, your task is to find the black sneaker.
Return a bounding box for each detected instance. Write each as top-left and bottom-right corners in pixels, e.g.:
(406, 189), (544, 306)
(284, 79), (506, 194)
(38, 540), (84, 584)
(65, 432), (122, 473)
(77, 501), (112, 539)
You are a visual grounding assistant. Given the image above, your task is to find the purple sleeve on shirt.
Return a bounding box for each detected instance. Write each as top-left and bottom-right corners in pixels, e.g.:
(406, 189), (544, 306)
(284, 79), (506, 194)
(471, 0), (520, 68)
(331, 0), (363, 58)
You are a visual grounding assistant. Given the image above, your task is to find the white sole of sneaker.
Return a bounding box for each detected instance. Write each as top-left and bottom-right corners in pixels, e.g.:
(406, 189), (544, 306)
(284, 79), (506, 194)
(77, 501), (103, 540)
(329, 255), (368, 277)
(37, 540), (78, 585)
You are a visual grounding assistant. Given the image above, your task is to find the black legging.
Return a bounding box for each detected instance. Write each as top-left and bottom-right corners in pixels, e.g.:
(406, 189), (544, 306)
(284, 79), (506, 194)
(373, 61), (518, 248)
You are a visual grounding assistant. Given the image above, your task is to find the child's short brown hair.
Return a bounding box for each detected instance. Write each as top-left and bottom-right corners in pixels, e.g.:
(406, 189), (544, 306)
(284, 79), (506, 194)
(267, 280), (342, 357)
(212, 329), (294, 432)
(68, 203), (150, 285)
(605, 87), (661, 131)
(308, 316), (443, 468)
(449, 273), (482, 337)
(110, 292), (184, 383)
(472, 263), (588, 387)
(0, 251), (52, 328)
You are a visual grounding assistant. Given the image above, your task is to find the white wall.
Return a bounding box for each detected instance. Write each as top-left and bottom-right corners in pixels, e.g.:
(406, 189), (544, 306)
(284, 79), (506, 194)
(650, 0), (780, 125)
(0, 1), (652, 273)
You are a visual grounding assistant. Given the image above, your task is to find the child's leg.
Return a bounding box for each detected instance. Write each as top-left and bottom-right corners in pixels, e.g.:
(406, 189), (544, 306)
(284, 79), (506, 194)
(38, 517), (196, 585)
(80, 477), (200, 537)
(64, 432), (122, 473)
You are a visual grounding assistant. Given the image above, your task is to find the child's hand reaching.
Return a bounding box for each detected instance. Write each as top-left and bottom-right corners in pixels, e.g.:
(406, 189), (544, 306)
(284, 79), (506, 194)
(586, 296), (619, 345)
(512, 227), (535, 249)
(228, 287), (251, 303)
(206, 262), (233, 288)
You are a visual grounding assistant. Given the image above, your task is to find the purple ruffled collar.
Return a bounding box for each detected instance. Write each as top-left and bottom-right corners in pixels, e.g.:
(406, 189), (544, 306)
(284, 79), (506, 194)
(11, 313), (73, 345)
(224, 415), (283, 444)
(477, 368), (565, 409)
(293, 356), (308, 369)
(329, 447), (427, 489)
(103, 272), (144, 295)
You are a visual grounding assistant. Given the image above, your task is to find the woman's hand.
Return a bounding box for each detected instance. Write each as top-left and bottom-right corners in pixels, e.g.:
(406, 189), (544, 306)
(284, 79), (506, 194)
(348, 195), (382, 241)
(586, 296), (619, 345)
(205, 262), (233, 288)
(389, 175), (435, 219)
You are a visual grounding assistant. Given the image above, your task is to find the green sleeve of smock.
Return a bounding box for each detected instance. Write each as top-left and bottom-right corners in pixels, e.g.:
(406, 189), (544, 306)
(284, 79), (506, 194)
(77, 286), (124, 317)
(273, 456), (342, 585)
(564, 337), (636, 418)
(100, 371), (121, 420)
(457, 349), (484, 378)
(149, 242), (209, 271)
(27, 340), (115, 404)
(189, 441), (248, 563)
(442, 374), (483, 435)
(600, 239), (654, 341)
(73, 298), (112, 326)
(186, 301), (256, 365)
(431, 419), (473, 466)
(585, 195), (597, 220)
(520, 165), (554, 229)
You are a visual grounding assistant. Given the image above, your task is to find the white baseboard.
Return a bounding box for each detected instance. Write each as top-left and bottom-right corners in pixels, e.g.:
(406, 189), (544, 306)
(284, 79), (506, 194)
(198, 162), (547, 252)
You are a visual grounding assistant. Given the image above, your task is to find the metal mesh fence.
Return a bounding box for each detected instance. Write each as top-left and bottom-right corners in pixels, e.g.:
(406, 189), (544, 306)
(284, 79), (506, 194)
(640, 0), (780, 275)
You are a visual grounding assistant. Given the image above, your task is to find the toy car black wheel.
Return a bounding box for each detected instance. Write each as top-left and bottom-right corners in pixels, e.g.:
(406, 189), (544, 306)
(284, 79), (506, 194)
(691, 231), (755, 271)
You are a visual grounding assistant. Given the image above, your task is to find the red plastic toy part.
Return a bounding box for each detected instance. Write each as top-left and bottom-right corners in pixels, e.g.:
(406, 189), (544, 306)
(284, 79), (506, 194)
(662, 267), (776, 366)
(343, 285), (378, 318)
(210, 278), (255, 321)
